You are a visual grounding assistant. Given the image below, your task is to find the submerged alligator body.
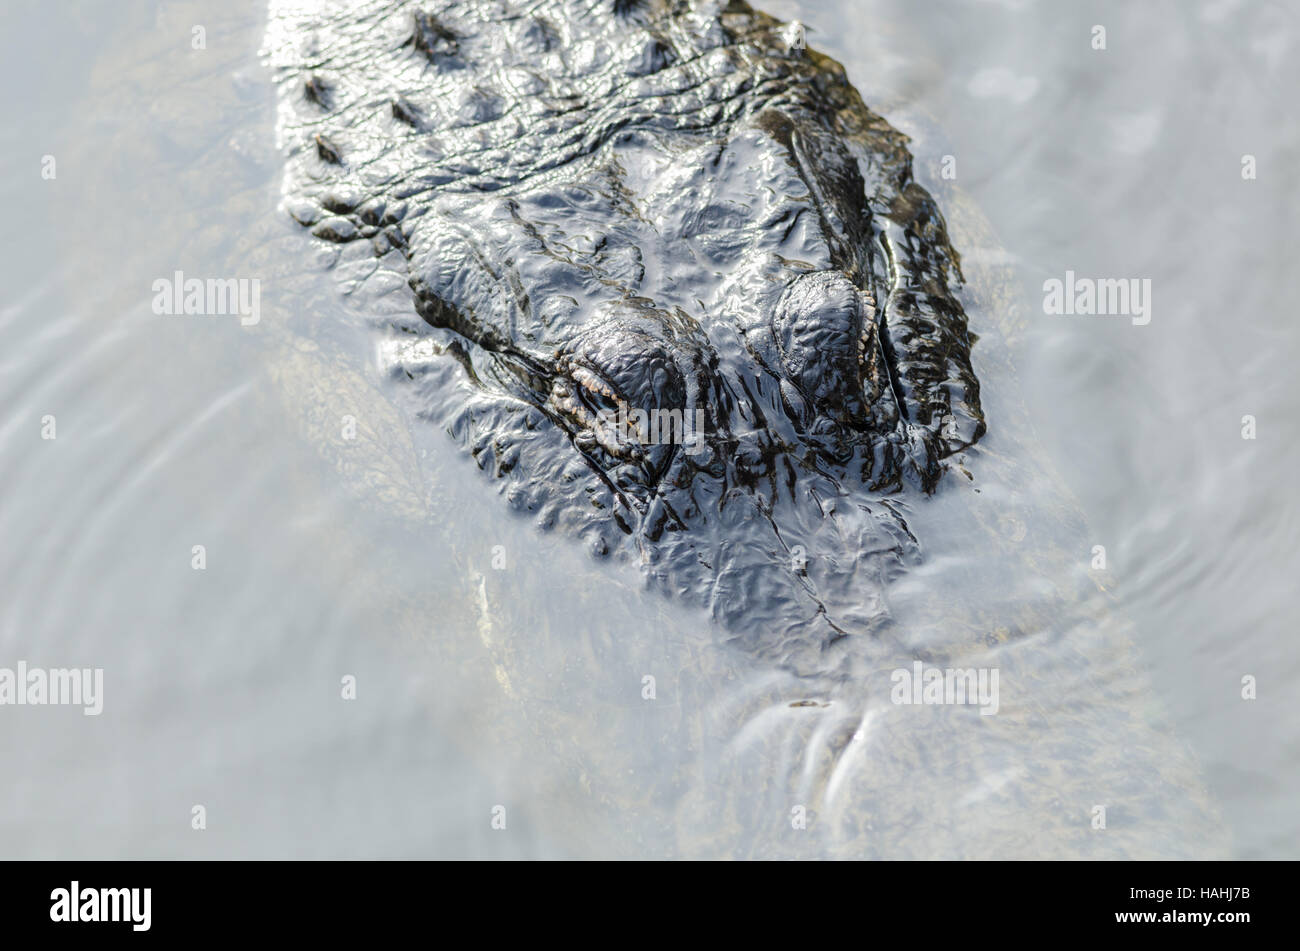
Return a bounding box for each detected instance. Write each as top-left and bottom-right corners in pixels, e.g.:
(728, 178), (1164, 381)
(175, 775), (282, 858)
(266, 0), (984, 674)
(260, 0), (1230, 858)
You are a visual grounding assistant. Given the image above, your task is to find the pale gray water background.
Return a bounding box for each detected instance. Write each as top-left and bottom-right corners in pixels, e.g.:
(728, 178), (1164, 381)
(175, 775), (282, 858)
(0, 0), (1296, 857)
(767, 0), (1300, 856)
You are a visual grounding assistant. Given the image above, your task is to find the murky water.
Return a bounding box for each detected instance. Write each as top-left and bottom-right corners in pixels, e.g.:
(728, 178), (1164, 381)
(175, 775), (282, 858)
(1, 0), (1295, 858)
(770, 0), (1300, 857)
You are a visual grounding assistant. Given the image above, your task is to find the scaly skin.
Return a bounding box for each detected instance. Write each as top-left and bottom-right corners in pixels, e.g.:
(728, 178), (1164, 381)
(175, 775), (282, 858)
(262, 0), (1227, 856)
(265, 0), (987, 675)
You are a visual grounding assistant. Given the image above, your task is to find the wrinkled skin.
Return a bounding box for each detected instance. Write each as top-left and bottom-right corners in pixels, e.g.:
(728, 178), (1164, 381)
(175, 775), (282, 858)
(40, 0), (1223, 860)
(267, 0), (984, 675)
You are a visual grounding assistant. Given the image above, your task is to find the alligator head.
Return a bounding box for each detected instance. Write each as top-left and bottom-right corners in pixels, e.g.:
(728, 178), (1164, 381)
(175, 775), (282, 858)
(267, 0), (984, 675)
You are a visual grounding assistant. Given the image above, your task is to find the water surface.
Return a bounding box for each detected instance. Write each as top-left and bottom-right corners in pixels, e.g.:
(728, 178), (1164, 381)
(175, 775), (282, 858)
(1, 0), (1296, 857)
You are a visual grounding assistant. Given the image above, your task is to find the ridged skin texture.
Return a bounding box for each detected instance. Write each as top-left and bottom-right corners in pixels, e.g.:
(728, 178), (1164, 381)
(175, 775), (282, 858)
(267, 0), (984, 674)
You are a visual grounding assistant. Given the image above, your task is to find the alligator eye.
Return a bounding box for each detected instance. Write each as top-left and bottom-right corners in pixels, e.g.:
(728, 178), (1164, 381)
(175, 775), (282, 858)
(772, 271), (876, 425)
(548, 319), (694, 472)
(569, 364), (622, 417)
(549, 360), (640, 461)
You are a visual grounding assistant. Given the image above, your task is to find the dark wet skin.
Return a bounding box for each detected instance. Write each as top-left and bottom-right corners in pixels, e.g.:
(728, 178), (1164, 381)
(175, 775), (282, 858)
(270, 0), (984, 675)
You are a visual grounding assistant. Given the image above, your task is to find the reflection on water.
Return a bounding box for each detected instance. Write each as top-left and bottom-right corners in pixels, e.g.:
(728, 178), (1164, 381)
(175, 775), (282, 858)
(0, 0), (1295, 857)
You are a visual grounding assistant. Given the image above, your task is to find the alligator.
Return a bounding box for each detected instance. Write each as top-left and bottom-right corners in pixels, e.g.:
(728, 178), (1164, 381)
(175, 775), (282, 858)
(265, 0), (985, 675)
(261, 0), (1226, 856)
